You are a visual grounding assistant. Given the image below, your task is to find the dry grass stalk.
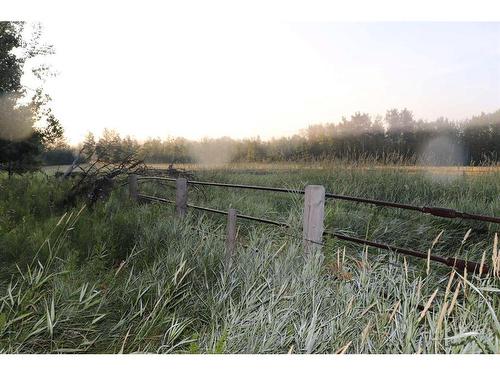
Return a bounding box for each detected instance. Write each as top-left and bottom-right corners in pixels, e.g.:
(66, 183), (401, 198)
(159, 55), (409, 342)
(427, 230), (444, 276)
(436, 301), (449, 335)
(345, 296), (355, 314)
(447, 281), (462, 316)
(461, 228), (472, 245)
(444, 271), (455, 302)
(326, 261), (352, 281)
(418, 288), (438, 322)
(479, 251), (486, 277)
(335, 341), (352, 354)
(388, 300), (401, 323)
(360, 302), (377, 317)
(361, 320), (372, 346)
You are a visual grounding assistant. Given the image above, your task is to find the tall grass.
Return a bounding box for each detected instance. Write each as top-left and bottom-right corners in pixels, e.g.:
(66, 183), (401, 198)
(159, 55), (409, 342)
(0, 166), (498, 353)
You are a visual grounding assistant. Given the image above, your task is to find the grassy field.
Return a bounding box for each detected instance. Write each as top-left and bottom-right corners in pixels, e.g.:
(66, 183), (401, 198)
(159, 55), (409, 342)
(42, 162), (500, 175)
(1, 164), (499, 353)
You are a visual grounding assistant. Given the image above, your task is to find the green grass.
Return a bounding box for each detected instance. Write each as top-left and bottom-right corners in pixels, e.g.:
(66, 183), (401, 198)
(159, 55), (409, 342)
(0, 165), (499, 353)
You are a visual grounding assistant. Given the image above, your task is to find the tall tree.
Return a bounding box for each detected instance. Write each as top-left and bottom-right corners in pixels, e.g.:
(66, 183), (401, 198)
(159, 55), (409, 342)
(0, 22), (62, 176)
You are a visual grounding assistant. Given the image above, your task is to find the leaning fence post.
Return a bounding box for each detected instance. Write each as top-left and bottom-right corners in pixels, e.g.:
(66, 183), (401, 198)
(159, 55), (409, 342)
(128, 174), (138, 201)
(175, 177), (188, 218)
(303, 185), (325, 254)
(225, 208), (237, 266)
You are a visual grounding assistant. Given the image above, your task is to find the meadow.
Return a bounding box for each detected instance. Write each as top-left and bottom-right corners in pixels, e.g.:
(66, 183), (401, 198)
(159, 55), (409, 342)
(0, 163), (499, 353)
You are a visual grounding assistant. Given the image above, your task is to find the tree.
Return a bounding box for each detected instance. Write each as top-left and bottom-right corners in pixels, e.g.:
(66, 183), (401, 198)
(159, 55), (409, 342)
(95, 128), (124, 162)
(385, 108), (417, 158)
(81, 131), (96, 159)
(0, 22), (63, 176)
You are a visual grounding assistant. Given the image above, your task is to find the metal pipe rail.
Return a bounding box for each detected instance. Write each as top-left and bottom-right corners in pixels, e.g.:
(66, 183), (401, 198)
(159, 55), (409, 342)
(323, 231), (488, 276)
(138, 194), (290, 227)
(137, 176), (500, 224)
(136, 193), (488, 275)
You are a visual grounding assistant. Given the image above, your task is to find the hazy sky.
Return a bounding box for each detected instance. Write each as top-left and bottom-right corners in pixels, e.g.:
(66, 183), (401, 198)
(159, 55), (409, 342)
(28, 21), (500, 144)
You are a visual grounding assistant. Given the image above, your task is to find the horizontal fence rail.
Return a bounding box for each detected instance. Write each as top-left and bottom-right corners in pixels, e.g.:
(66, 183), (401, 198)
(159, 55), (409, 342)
(136, 192), (489, 276)
(138, 194), (291, 227)
(137, 176), (500, 224)
(323, 231), (486, 275)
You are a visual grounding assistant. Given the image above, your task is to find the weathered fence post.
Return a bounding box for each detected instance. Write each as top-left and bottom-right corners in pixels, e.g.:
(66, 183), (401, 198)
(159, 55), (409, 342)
(175, 178), (188, 218)
(303, 185), (325, 254)
(128, 174), (138, 201)
(225, 208), (237, 266)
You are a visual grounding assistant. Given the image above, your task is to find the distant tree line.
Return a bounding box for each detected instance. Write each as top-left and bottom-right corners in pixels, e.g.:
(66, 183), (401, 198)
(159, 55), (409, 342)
(51, 108), (499, 166)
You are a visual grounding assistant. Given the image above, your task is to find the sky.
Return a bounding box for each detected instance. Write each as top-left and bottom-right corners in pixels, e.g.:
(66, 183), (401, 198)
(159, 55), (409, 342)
(25, 20), (500, 145)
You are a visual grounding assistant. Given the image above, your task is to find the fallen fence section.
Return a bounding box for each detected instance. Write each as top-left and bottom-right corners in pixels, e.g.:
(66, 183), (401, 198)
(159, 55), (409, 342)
(136, 193), (488, 276)
(136, 177), (500, 224)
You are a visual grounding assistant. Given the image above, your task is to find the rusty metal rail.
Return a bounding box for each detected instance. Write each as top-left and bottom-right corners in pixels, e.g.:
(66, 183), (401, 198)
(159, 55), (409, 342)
(137, 193), (488, 275)
(137, 177), (500, 224)
(323, 231), (487, 275)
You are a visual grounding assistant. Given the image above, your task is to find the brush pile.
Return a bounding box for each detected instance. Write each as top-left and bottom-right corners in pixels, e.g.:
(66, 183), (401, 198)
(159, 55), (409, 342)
(60, 150), (147, 207)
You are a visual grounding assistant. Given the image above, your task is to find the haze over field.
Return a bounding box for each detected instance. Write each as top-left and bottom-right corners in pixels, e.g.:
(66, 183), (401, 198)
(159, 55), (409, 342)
(24, 21), (500, 144)
(2, 2), (500, 357)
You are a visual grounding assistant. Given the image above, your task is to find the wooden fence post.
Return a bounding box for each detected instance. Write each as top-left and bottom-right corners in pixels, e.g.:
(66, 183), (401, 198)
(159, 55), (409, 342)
(303, 185), (325, 254)
(128, 174), (138, 201)
(225, 208), (237, 266)
(175, 178), (188, 218)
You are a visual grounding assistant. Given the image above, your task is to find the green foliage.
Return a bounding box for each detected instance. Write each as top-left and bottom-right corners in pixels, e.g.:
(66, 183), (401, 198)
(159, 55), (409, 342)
(0, 22), (23, 94)
(0, 21), (63, 176)
(63, 108), (500, 167)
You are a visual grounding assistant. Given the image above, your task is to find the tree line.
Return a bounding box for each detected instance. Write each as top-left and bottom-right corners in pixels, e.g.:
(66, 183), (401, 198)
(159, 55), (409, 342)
(60, 108), (500, 166)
